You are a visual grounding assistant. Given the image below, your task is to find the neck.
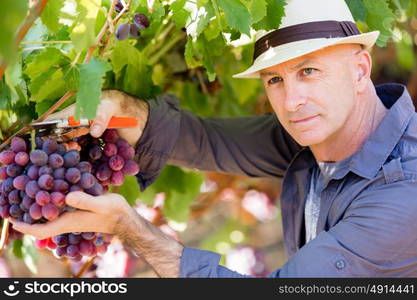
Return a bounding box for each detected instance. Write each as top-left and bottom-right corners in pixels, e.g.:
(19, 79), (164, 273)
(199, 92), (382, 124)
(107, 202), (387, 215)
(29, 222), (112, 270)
(311, 87), (388, 163)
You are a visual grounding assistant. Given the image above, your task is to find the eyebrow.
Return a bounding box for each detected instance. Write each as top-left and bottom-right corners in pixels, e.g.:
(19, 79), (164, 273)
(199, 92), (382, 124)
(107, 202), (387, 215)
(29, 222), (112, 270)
(260, 57), (318, 77)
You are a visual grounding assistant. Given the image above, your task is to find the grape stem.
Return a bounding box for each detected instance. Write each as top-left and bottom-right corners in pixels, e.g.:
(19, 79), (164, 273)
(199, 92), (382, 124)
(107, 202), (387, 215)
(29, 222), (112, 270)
(73, 255), (97, 278)
(0, 219), (10, 257)
(0, 0), (49, 79)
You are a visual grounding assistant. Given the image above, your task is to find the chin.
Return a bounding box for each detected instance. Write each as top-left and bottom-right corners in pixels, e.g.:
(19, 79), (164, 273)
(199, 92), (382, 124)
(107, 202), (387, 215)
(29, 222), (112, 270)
(292, 131), (328, 147)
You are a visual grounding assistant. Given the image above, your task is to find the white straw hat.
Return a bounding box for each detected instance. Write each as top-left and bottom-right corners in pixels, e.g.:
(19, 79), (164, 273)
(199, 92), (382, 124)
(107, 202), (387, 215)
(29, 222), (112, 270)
(233, 0), (380, 79)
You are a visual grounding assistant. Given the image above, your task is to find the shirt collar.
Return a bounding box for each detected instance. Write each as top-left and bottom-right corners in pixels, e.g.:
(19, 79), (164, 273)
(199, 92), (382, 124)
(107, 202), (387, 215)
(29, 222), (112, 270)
(300, 83), (415, 181)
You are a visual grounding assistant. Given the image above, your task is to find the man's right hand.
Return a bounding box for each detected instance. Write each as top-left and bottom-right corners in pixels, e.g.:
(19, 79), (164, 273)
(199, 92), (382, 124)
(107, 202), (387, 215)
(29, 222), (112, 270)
(45, 90), (149, 147)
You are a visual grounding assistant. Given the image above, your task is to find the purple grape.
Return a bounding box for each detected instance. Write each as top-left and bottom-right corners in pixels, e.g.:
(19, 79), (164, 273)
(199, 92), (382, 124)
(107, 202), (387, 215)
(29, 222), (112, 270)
(65, 167), (81, 184)
(9, 204), (23, 218)
(69, 185), (84, 192)
(54, 246), (67, 258)
(109, 155), (125, 171)
(50, 192), (65, 208)
(52, 235), (68, 247)
(42, 204), (59, 220)
(27, 165), (40, 180)
(11, 137), (27, 153)
(23, 213), (34, 224)
(0, 150), (16, 165)
(57, 145), (67, 156)
(35, 190), (51, 206)
(116, 23), (130, 41)
(0, 166), (7, 180)
(79, 240), (94, 256)
(6, 163), (23, 177)
(118, 146), (135, 160)
(29, 203), (42, 220)
(63, 150), (80, 168)
(122, 160), (139, 175)
(15, 152), (29, 166)
(0, 204), (10, 218)
(79, 172), (96, 189)
(53, 167), (66, 179)
(30, 150), (48, 166)
(13, 175), (30, 191)
(25, 180), (40, 198)
(49, 153), (64, 168)
(38, 174), (54, 190)
(76, 161), (92, 173)
(110, 171), (124, 186)
(35, 137), (43, 149)
(94, 236), (104, 246)
(85, 182), (104, 196)
(3, 177), (14, 193)
(0, 195), (7, 206)
(115, 0), (123, 13)
(89, 145), (102, 161)
(21, 196), (34, 211)
(42, 138), (58, 155)
(52, 179), (69, 193)
(68, 233), (82, 245)
(129, 23), (141, 38)
(8, 190), (21, 205)
(96, 164), (112, 181)
(66, 245), (80, 258)
(103, 143), (118, 157)
(133, 13), (150, 29)
(116, 138), (130, 148)
(103, 129), (119, 143)
(81, 232), (96, 240)
(38, 165), (53, 176)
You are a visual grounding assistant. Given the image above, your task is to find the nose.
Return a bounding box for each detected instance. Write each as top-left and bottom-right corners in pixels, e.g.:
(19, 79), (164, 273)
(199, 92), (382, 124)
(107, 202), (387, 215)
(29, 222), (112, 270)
(283, 84), (307, 112)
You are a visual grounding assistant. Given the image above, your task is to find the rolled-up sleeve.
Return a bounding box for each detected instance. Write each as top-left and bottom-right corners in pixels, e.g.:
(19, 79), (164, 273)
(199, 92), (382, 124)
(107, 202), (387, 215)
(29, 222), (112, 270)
(135, 94), (301, 191)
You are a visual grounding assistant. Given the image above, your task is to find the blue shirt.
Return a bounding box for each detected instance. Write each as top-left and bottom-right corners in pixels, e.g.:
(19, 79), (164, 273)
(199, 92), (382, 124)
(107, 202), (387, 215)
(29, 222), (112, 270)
(136, 83), (417, 277)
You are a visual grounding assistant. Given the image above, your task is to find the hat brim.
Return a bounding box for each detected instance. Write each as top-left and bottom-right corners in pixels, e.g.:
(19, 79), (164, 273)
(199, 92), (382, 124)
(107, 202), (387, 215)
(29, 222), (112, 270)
(233, 31), (380, 79)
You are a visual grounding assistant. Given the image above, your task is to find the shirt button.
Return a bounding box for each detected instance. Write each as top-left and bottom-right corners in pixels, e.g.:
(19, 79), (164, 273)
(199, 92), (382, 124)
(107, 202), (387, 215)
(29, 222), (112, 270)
(335, 259), (346, 270)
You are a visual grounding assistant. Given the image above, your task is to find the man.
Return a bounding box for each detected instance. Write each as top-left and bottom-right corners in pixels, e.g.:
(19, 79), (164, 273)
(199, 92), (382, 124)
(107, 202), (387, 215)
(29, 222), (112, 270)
(11, 0), (417, 277)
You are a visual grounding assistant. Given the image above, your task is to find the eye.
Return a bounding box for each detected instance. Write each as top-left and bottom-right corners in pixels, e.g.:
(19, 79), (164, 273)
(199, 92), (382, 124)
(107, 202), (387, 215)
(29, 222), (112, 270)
(302, 68), (316, 76)
(267, 76), (283, 85)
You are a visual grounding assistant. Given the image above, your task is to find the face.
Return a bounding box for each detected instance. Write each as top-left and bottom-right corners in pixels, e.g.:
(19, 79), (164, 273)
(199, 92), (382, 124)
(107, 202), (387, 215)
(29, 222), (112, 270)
(260, 44), (364, 147)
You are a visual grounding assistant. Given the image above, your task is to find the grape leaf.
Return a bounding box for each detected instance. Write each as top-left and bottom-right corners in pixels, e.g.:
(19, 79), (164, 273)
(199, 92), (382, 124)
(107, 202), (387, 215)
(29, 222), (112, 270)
(248, 0), (267, 24)
(186, 1), (215, 39)
(75, 57), (110, 119)
(170, 0), (191, 28)
(28, 68), (66, 102)
(22, 235), (38, 274)
(12, 239), (23, 259)
(0, 0), (28, 62)
(118, 175), (141, 206)
(70, 0), (101, 52)
(345, 0), (367, 22)
(24, 48), (65, 79)
(217, 0), (251, 36)
(362, 0), (395, 46)
(253, 0), (286, 31)
(41, 0), (65, 33)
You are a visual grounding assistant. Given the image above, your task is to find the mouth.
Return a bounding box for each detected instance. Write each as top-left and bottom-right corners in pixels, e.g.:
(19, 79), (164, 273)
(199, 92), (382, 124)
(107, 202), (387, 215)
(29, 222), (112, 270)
(290, 115), (319, 124)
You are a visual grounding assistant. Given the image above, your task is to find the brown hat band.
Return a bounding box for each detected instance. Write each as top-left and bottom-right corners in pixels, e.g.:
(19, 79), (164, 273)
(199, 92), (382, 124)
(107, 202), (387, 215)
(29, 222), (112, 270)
(253, 20), (360, 60)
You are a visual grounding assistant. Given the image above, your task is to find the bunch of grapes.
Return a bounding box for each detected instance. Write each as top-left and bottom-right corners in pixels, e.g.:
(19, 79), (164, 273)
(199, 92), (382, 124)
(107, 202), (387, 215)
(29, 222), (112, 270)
(115, 12), (150, 41)
(0, 129), (139, 262)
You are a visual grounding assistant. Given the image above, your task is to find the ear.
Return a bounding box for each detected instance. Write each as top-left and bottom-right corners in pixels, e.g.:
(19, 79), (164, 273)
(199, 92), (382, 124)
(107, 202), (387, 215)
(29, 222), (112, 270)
(353, 49), (372, 94)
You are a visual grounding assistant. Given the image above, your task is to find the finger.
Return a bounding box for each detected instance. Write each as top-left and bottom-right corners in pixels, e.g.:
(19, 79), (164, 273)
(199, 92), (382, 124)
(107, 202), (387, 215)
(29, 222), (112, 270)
(90, 99), (118, 137)
(10, 210), (94, 239)
(65, 191), (121, 214)
(44, 104), (76, 121)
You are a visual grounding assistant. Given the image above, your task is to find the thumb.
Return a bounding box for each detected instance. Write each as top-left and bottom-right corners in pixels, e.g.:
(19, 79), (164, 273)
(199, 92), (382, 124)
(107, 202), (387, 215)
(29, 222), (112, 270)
(90, 98), (117, 137)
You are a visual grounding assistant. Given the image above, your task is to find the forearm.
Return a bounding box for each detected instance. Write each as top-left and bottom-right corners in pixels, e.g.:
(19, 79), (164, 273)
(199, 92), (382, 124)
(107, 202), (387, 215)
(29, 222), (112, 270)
(115, 206), (184, 277)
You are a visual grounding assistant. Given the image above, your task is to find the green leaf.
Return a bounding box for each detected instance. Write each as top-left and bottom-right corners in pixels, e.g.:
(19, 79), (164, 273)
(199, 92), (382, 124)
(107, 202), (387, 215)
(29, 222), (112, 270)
(5, 57), (23, 101)
(362, 0), (395, 46)
(28, 68), (66, 102)
(345, 0), (367, 22)
(22, 235), (38, 274)
(0, 0), (28, 62)
(75, 57), (110, 119)
(395, 29), (415, 71)
(248, 0), (267, 24)
(184, 39), (203, 68)
(111, 41), (155, 99)
(118, 176), (141, 206)
(186, 1), (215, 39)
(204, 20), (221, 41)
(24, 48), (65, 79)
(41, 0), (65, 33)
(70, 0), (101, 52)
(253, 0), (286, 31)
(170, 0), (191, 28)
(217, 0), (251, 36)
(12, 239), (23, 259)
